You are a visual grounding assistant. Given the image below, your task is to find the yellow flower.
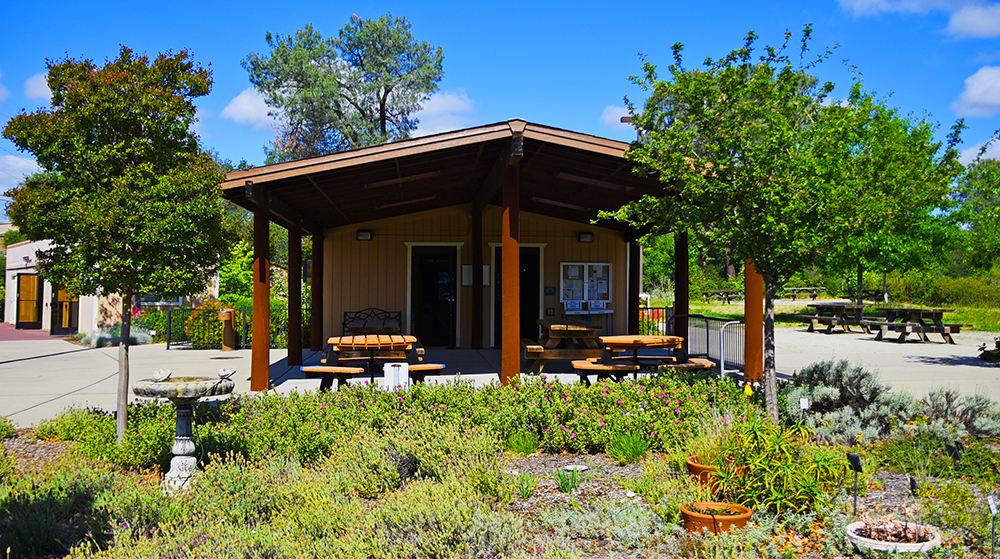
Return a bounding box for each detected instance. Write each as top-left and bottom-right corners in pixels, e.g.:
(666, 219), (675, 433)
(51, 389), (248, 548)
(743, 384), (753, 398)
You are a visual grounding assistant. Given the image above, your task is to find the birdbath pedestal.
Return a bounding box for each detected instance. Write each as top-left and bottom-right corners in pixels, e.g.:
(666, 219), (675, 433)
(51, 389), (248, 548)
(133, 376), (234, 493)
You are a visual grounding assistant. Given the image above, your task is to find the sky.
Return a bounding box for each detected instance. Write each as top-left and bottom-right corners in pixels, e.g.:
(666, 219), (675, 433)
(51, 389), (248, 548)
(1, 0), (999, 206)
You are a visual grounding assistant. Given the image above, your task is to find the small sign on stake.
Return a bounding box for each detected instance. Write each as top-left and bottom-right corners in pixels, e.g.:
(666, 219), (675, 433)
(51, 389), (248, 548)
(944, 442), (963, 471)
(847, 453), (862, 517)
(988, 494), (997, 517)
(990, 493), (998, 559)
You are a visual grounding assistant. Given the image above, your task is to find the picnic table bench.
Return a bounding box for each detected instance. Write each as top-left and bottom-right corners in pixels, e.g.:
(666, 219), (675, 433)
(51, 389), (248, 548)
(797, 303), (871, 334)
(699, 289), (742, 304)
(342, 308), (402, 335)
(781, 287), (824, 301)
(522, 318), (604, 374)
(861, 307), (970, 344)
(304, 334), (444, 389)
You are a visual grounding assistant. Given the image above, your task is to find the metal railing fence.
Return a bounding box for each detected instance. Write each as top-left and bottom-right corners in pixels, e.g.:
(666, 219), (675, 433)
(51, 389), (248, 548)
(640, 308), (746, 377)
(164, 306), (311, 350)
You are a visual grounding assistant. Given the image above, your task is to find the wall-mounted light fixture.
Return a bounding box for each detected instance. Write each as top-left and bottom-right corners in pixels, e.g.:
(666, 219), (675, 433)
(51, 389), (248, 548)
(578, 232), (594, 243)
(356, 230), (373, 241)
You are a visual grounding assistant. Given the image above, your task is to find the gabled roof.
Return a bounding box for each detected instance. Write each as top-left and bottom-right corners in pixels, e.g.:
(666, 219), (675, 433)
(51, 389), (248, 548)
(221, 119), (669, 235)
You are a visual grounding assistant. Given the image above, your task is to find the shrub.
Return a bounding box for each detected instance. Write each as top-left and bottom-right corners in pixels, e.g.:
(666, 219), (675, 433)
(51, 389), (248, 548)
(554, 468), (582, 492)
(783, 360), (915, 444)
(0, 416), (15, 439)
(606, 431), (651, 465)
(917, 388), (1000, 439)
(79, 325), (153, 347)
(540, 500), (668, 549)
(506, 431), (540, 456)
(626, 456), (710, 524)
(184, 299), (226, 349)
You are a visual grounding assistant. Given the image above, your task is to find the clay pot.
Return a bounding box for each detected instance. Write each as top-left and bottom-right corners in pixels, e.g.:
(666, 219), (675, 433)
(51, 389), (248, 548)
(845, 521), (942, 554)
(685, 455), (717, 487)
(680, 502), (752, 534)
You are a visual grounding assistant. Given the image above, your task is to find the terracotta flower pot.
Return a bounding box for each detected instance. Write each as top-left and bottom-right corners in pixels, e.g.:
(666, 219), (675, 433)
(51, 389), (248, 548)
(685, 455), (718, 487)
(681, 502), (752, 534)
(845, 521), (942, 554)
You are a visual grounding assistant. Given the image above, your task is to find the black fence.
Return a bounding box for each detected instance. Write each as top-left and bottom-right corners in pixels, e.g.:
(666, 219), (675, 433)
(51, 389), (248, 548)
(639, 307), (746, 377)
(165, 307), (311, 350)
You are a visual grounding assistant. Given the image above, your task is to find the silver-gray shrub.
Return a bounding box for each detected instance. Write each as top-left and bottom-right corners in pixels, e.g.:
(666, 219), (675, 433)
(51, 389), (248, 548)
(784, 360), (916, 444)
(916, 388), (1000, 439)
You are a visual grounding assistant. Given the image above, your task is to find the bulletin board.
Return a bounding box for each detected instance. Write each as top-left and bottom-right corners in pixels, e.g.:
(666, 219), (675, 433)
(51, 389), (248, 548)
(560, 262), (611, 303)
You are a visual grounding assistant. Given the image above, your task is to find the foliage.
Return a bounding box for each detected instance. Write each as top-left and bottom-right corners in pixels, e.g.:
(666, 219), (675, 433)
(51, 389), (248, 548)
(554, 468), (582, 493)
(955, 158), (1000, 271)
(515, 472), (537, 498)
(606, 431), (652, 465)
(540, 500), (668, 549)
(183, 299), (226, 349)
(0, 416), (15, 439)
(79, 325), (153, 347)
(782, 360), (916, 444)
(916, 388), (1000, 439)
(243, 14), (444, 162)
(506, 431), (540, 456)
(920, 478), (994, 551)
(608, 27), (965, 419)
(626, 456), (711, 524)
(217, 240), (255, 304)
(2, 46), (227, 442)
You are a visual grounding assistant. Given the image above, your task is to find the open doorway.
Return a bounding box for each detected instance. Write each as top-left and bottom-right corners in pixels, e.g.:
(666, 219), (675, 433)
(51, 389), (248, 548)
(410, 245), (457, 347)
(492, 246), (541, 347)
(51, 288), (79, 335)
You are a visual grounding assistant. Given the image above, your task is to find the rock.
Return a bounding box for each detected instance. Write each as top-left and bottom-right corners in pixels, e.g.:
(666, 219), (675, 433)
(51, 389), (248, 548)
(564, 464), (589, 472)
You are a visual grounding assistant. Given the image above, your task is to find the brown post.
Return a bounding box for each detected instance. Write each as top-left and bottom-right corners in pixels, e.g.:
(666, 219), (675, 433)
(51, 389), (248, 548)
(744, 259), (764, 383)
(472, 208), (484, 349)
(501, 164), (520, 385)
(627, 235), (641, 335)
(310, 231), (324, 351)
(673, 230), (689, 344)
(251, 189), (271, 392)
(287, 222), (302, 366)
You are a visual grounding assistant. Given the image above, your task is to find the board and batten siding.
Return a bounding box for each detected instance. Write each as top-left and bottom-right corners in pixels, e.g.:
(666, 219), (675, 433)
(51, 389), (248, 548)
(322, 204), (628, 346)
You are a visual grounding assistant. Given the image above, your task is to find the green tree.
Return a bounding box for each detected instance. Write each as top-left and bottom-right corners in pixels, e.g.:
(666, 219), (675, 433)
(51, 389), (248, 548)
(607, 28), (963, 418)
(956, 158), (1000, 270)
(243, 14), (444, 162)
(2, 47), (227, 442)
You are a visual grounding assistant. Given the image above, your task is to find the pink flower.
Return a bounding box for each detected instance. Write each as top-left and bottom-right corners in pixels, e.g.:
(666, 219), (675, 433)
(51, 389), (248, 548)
(675, 419), (681, 424)
(570, 433), (576, 438)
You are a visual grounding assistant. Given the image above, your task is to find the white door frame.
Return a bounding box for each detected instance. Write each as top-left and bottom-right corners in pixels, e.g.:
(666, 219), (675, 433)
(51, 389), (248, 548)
(405, 242), (464, 347)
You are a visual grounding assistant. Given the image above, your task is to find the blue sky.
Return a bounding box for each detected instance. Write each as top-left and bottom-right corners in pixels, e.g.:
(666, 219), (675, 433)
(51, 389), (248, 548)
(1, 0), (999, 200)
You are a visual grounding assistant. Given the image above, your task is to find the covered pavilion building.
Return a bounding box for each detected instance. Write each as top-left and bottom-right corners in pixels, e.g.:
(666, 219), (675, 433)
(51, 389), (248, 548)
(221, 119), (763, 390)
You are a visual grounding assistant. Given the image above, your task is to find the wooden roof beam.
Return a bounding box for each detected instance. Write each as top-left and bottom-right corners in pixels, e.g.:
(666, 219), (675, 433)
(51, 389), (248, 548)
(305, 174), (351, 224)
(244, 181), (321, 235)
(474, 127), (524, 212)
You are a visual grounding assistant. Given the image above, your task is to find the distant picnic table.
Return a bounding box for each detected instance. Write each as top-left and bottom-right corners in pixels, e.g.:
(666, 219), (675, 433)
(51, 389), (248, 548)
(699, 289), (742, 304)
(797, 303), (871, 334)
(780, 287), (824, 301)
(862, 307), (970, 344)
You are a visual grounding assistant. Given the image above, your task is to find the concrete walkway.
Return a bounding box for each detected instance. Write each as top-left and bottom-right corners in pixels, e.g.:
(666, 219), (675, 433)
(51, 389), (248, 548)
(1, 326), (997, 427)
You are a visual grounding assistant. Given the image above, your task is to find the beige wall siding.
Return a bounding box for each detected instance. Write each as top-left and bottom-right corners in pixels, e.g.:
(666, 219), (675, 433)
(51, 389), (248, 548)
(323, 204), (628, 346)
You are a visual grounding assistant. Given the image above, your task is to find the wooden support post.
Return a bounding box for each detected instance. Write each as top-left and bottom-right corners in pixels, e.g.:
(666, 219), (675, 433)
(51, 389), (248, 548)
(744, 259), (764, 383)
(472, 208), (484, 349)
(287, 222), (302, 366)
(673, 230), (689, 345)
(501, 164), (520, 385)
(310, 231), (324, 351)
(251, 186), (270, 392)
(627, 235), (641, 335)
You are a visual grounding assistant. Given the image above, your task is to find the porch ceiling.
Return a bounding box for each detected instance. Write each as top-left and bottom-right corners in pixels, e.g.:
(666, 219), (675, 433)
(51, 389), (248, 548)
(221, 119), (673, 235)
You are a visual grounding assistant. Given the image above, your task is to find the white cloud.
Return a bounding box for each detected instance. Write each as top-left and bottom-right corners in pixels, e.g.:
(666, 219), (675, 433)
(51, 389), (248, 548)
(413, 89), (476, 136)
(221, 88), (278, 131)
(0, 155), (41, 191)
(0, 69), (9, 107)
(960, 139), (1000, 164)
(24, 74), (50, 102)
(952, 66), (1000, 116)
(838, 0), (972, 15)
(601, 105), (631, 131)
(947, 4), (1000, 37)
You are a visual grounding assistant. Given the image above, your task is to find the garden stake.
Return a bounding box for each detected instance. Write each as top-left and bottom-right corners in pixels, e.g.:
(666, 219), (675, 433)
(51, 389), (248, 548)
(847, 453), (863, 516)
(944, 442), (963, 471)
(988, 493), (997, 559)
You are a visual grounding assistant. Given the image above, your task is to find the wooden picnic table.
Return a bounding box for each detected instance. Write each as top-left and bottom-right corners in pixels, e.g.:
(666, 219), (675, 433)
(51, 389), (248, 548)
(325, 334), (420, 383)
(522, 318), (603, 374)
(862, 307), (966, 344)
(782, 287), (824, 301)
(598, 335), (683, 365)
(798, 303), (870, 334)
(699, 289), (742, 304)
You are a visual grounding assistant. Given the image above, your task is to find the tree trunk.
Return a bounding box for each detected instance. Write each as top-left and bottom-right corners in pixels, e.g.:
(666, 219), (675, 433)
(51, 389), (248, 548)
(116, 290), (133, 444)
(763, 278), (779, 420)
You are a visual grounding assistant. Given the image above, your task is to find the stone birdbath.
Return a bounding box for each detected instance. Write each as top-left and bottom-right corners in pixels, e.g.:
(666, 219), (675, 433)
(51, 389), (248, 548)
(133, 369), (235, 493)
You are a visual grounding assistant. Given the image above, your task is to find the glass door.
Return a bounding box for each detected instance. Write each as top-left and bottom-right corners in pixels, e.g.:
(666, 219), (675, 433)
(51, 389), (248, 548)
(16, 274), (43, 330)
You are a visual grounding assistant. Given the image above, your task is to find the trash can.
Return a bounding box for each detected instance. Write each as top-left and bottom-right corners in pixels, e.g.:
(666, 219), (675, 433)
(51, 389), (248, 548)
(218, 309), (236, 351)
